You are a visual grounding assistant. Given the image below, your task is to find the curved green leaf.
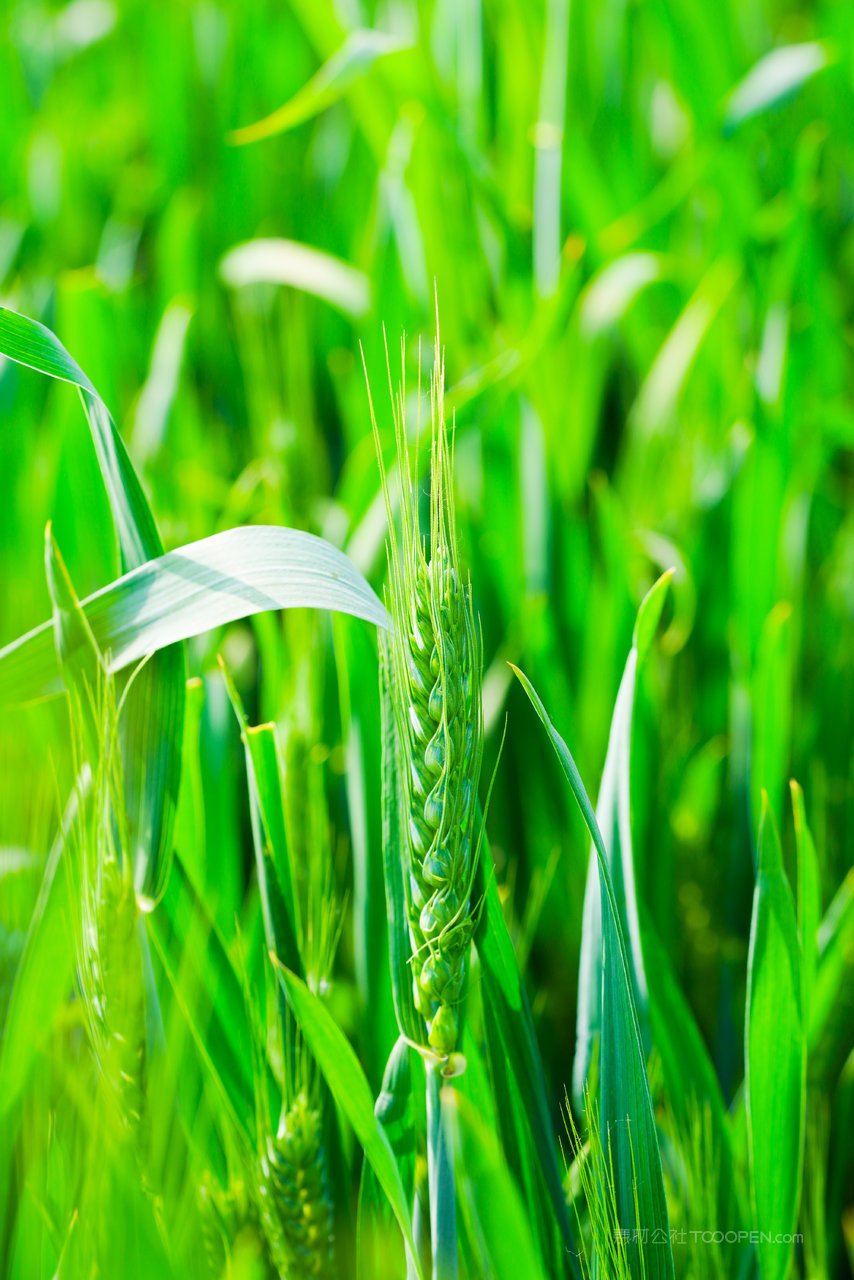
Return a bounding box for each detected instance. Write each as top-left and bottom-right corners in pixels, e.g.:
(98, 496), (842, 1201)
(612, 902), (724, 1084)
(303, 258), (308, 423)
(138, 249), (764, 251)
(0, 525), (388, 706)
(0, 303), (185, 899)
(574, 570), (672, 1106)
(227, 28), (408, 144)
(220, 239), (370, 317)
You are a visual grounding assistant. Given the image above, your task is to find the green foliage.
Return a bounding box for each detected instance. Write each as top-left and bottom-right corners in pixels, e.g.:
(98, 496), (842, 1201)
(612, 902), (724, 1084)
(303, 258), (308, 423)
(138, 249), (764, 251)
(0, 1), (851, 1276)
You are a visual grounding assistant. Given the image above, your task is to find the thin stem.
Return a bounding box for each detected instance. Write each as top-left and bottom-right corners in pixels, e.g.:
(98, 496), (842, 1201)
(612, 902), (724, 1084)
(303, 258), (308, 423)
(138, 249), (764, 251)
(426, 1061), (457, 1280)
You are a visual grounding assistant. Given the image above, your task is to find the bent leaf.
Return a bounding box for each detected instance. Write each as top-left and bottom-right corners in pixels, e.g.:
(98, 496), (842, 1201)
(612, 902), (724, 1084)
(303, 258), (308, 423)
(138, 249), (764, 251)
(220, 239), (370, 317)
(228, 28), (408, 144)
(0, 525), (388, 706)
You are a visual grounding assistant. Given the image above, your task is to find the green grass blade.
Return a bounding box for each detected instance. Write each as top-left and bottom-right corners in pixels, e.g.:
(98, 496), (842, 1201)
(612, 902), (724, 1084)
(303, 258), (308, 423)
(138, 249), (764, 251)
(358, 1036), (419, 1279)
(642, 921), (744, 1239)
(791, 780), (821, 1022)
(751, 604), (792, 828)
(227, 29), (407, 144)
(146, 851), (258, 1144)
(574, 571), (671, 1104)
(0, 779), (87, 1120)
(745, 797), (805, 1280)
(511, 665), (674, 1280)
(335, 619), (396, 1088)
(221, 663), (302, 976)
(808, 871), (854, 1089)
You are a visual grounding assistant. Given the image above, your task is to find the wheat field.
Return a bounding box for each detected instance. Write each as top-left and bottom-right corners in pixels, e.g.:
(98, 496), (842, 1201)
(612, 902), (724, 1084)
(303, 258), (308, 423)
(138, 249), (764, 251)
(0, 3), (851, 1278)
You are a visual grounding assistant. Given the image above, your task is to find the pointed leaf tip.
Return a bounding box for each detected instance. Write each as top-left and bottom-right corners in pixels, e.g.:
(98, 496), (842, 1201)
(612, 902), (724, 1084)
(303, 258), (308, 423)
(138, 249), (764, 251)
(757, 792), (783, 875)
(633, 568), (674, 661)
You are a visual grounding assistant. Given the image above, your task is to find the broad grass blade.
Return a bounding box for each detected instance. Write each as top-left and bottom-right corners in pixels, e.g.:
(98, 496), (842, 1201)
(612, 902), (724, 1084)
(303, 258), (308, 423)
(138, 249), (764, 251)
(745, 797), (805, 1280)
(0, 525), (388, 705)
(574, 571), (672, 1106)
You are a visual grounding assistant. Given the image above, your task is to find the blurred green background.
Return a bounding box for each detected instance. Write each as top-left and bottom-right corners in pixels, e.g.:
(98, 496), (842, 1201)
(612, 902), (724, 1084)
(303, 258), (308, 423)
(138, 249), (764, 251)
(0, 0), (852, 1264)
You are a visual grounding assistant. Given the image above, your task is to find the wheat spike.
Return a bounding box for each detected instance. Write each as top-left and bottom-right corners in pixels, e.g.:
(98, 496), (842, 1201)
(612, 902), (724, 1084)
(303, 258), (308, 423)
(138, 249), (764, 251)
(258, 1090), (336, 1279)
(370, 331), (483, 1056)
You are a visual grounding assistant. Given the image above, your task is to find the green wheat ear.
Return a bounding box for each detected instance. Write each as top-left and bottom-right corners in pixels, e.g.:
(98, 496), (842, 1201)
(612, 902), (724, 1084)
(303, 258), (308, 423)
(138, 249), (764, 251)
(239, 930), (337, 1280)
(367, 329), (484, 1057)
(70, 672), (147, 1138)
(199, 1169), (266, 1279)
(258, 1090), (336, 1280)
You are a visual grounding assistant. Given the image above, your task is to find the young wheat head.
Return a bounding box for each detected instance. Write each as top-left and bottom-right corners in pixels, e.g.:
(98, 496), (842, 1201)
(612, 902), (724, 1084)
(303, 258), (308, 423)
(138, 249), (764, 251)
(258, 1089), (336, 1280)
(368, 330), (484, 1056)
